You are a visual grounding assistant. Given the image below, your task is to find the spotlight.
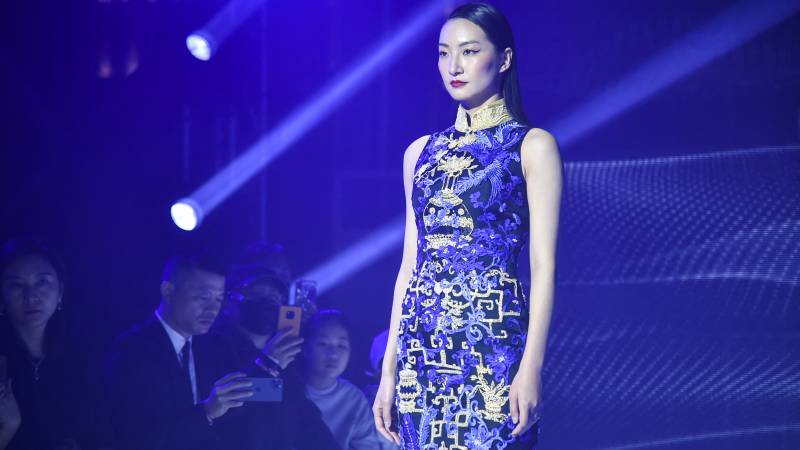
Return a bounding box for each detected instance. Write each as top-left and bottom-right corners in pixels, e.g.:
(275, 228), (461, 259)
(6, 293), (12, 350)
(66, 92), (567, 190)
(185, 0), (268, 61)
(171, 199), (203, 231)
(186, 32), (215, 61)
(173, 0), (448, 229)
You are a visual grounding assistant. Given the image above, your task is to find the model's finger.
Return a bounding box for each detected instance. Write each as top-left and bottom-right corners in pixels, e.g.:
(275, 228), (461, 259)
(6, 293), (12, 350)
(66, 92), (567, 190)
(373, 405), (391, 441)
(512, 402), (530, 437)
(508, 389), (519, 425)
(382, 401), (399, 443)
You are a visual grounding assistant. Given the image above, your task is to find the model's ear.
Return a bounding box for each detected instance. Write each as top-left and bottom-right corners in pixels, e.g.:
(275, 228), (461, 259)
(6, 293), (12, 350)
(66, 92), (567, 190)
(500, 47), (513, 73)
(160, 281), (175, 304)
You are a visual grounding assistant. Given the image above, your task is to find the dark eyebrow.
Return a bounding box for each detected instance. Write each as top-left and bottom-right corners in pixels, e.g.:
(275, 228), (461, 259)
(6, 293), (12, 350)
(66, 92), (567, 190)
(438, 40), (482, 47)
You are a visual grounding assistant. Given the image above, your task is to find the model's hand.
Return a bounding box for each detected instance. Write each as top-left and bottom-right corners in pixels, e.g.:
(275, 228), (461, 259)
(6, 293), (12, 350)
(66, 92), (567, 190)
(262, 328), (304, 370)
(372, 372), (401, 445)
(509, 365), (542, 438)
(202, 372), (254, 420)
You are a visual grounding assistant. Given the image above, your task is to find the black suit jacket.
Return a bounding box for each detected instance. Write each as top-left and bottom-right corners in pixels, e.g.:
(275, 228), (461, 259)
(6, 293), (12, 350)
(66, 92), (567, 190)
(104, 316), (220, 450)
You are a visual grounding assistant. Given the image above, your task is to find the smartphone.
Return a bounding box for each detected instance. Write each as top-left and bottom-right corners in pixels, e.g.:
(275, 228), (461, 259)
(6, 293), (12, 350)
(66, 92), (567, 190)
(293, 279), (317, 306)
(243, 377), (283, 402)
(277, 305), (303, 337)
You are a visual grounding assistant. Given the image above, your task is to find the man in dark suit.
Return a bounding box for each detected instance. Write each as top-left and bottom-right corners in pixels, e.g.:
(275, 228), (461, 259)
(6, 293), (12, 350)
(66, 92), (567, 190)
(104, 254), (253, 450)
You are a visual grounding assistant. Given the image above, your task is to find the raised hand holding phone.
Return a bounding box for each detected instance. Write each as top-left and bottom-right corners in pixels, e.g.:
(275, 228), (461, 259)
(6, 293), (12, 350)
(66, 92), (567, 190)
(261, 325), (304, 370)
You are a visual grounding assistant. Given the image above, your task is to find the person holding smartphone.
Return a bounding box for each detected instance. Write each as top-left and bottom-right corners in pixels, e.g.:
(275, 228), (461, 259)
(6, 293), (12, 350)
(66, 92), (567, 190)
(199, 241), (339, 450)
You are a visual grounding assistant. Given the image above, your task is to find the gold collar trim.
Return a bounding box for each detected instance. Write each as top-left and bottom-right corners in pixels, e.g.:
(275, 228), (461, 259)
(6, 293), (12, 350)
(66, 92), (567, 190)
(454, 98), (513, 133)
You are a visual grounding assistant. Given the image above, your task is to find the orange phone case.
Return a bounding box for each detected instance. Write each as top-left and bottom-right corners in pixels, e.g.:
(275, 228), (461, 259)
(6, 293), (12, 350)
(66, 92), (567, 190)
(277, 305), (303, 336)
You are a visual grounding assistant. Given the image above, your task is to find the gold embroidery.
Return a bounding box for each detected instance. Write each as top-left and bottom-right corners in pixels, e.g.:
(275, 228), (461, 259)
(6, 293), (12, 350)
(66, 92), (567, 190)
(398, 368), (423, 413)
(454, 97), (513, 133)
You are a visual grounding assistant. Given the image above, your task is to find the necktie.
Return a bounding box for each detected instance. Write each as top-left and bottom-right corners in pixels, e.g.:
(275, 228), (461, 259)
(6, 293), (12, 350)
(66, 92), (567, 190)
(180, 340), (193, 402)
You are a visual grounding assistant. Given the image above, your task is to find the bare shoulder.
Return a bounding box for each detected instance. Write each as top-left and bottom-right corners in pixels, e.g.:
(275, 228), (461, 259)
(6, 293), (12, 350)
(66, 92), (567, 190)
(521, 127), (559, 158)
(404, 135), (431, 162)
(520, 127), (561, 176)
(403, 134), (431, 171)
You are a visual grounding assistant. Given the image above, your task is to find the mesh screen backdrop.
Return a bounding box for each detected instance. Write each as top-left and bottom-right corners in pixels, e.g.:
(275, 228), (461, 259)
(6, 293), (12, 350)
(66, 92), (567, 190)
(528, 145), (800, 449)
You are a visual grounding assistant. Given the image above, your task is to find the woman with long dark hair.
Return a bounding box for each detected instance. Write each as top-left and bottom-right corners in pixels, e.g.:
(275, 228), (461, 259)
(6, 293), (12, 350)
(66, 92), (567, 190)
(372, 2), (562, 448)
(0, 238), (113, 450)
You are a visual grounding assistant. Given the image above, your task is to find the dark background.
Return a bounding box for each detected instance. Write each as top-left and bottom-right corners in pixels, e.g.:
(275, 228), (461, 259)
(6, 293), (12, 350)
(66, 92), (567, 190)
(1, 1), (798, 448)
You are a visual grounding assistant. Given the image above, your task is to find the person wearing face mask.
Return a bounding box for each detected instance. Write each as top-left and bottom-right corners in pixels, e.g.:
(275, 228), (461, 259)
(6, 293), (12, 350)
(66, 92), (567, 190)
(0, 238), (113, 450)
(373, 3), (563, 449)
(199, 242), (339, 450)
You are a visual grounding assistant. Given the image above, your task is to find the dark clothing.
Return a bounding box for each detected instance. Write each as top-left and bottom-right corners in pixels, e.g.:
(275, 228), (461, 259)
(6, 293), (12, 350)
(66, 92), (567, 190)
(103, 317), (219, 450)
(0, 317), (112, 450)
(199, 322), (340, 450)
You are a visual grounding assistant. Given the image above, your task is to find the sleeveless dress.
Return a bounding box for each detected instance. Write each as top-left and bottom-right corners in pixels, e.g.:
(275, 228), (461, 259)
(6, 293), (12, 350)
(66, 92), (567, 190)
(396, 98), (538, 449)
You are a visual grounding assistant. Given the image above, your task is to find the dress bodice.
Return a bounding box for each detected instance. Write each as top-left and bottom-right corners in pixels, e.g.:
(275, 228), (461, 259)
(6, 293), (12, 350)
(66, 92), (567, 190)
(411, 98), (530, 278)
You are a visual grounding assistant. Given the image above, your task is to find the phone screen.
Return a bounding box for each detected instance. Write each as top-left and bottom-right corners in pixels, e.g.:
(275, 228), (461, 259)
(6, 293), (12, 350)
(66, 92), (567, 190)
(243, 377), (283, 402)
(292, 279), (317, 306)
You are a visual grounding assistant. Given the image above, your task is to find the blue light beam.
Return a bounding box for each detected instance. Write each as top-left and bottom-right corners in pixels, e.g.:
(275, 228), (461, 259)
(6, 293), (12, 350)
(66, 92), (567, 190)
(300, 216), (405, 294)
(173, 0), (448, 229)
(301, 0), (800, 292)
(187, 0), (267, 61)
(551, 0), (800, 144)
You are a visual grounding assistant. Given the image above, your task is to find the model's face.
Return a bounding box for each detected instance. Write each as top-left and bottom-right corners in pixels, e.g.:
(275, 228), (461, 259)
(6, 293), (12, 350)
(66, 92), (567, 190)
(162, 268), (225, 336)
(438, 18), (510, 108)
(0, 254), (62, 329)
(307, 323), (351, 382)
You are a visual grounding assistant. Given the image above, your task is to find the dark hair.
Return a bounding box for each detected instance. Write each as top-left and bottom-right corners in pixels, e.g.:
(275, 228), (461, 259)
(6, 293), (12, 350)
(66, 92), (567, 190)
(161, 253), (227, 284)
(226, 241), (290, 294)
(0, 238), (67, 289)
(304, 309), (351, 341)
(448, 2), (529, 125)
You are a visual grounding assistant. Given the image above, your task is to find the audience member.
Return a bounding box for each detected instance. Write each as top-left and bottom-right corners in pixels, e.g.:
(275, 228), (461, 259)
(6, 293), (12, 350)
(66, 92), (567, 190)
(0, 238), (112, 450)
(201, 241), (340, 450)
(104, 253), (252, 450)
(303, 310), (386, 450)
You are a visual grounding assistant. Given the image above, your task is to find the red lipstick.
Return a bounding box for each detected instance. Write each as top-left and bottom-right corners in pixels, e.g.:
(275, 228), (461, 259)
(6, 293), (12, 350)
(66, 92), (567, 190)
(450, 80), (467, 88)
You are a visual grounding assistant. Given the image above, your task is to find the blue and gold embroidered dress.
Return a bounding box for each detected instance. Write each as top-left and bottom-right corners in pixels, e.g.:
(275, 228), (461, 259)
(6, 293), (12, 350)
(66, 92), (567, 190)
(396, 98), (537, 449)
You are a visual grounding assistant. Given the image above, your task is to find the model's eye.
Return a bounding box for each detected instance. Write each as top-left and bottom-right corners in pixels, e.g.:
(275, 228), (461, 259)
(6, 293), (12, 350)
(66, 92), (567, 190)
(438, 50), (448, 58)
(463, 49), (479, 55)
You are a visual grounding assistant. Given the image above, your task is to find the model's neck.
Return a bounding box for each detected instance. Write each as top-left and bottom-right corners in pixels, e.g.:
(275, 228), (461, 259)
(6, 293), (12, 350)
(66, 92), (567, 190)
(463, 92), (503, 114)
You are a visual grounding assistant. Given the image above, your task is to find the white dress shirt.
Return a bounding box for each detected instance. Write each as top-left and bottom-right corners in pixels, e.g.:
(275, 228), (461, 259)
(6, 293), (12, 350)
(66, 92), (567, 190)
(155, 310), (198, 404)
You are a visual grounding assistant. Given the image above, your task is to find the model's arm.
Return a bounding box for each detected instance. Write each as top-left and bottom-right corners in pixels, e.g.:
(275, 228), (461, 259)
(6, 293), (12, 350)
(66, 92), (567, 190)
(510, 127), (563, 437)
(372, 134), (429, 445)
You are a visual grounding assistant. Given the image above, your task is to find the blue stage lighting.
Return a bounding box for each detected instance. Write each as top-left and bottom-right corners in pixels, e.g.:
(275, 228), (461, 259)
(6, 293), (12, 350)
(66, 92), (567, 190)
(299, 0), (800, 293)
(186, 32), (215, 61)
(173, 0), (448, 229)
(299, 216), (405, 295)
(185, 0), (268, 61)
(552, 0), (800, 144)
(170, 198), (203, 231)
